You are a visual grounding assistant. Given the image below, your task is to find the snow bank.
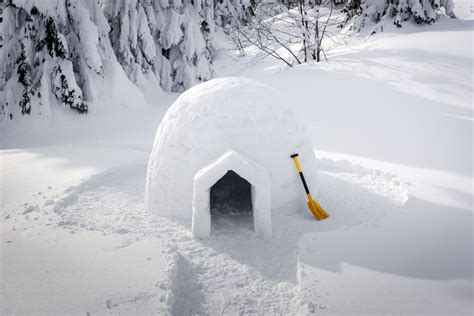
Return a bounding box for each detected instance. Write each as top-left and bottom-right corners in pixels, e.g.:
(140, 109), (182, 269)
(146, 77), (318, 236)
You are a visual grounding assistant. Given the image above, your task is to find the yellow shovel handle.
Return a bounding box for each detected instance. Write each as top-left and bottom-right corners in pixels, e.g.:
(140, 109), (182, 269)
(291, 154), (311, 201)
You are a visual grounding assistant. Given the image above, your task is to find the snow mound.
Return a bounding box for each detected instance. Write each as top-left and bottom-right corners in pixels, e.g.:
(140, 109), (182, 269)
(146, 77), (318, 236)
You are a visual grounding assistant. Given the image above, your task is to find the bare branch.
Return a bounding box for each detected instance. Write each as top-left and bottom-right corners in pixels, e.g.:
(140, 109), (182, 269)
(238, 28), (294, 67)
(271, 33), (302, 64)
(319, 4), (333, 45)
(321, 47), (328, 62)
(229, 2), (336, 66)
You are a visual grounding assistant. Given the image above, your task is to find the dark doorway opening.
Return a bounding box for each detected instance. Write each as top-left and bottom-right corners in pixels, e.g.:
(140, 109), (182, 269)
(210, 170), (253, 234)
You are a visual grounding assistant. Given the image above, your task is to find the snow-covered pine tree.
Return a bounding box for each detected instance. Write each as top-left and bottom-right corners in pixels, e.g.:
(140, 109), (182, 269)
(214, 0), (255, 28)
(174, 0), (215, 89)
(102, 0), (158, 86)
(0, 0), (114, 119)
(103, 0), (215, 92)
(343, 0), (455, 30)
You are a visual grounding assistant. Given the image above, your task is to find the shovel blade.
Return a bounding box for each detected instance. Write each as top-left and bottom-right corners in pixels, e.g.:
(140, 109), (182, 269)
(308, 199), (329, 221)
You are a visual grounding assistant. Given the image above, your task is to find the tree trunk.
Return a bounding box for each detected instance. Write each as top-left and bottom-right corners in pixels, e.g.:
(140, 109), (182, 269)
(298, 1), (308, 62)
(314, 9), (320, 62)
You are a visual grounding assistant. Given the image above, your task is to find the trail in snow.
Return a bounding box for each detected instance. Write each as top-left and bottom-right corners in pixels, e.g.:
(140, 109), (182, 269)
(13, 154), (407, 314)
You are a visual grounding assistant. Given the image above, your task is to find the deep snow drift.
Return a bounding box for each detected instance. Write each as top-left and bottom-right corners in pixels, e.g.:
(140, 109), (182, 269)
(1, 6), (473, 316)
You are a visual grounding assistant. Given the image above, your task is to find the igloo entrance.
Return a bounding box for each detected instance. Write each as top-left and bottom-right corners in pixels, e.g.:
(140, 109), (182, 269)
(191, 150), (272, 239)
(210, 170), (254, 233)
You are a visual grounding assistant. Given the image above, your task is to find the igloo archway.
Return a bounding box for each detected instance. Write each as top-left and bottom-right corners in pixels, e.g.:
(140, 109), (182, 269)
(192, 150), (271, 238)
(146, 77), (318, 238)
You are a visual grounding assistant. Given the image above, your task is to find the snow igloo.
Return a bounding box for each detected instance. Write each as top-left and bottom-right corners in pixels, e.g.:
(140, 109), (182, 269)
(146, 77), (318, 238)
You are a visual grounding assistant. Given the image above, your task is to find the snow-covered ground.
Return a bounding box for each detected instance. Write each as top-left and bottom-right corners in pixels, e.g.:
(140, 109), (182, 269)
(1, 6), (473, 315)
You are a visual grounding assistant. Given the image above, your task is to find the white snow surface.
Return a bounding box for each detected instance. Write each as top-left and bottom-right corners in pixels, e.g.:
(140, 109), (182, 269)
(1, 7), (473, 315)
(146, 77), (317, 221)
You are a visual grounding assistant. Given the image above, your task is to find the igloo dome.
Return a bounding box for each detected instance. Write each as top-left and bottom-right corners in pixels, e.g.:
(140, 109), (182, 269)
(146, 77), (318, 238)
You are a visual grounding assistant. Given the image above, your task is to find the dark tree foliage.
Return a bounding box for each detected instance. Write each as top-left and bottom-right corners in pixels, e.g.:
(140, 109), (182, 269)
(16, 41), (32, 115)
(19, 91), (31, 115)
(342, 0), (361, 19)
(30, 6), (39, 16)
(54, 67), (88, 114)
(45, 17), (67, 58)
(16, 42), (31, 87)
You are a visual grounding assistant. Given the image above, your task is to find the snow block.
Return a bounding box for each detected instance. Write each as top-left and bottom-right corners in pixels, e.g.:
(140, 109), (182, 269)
(146, 77), (318, 237)
(192, 150), (271, 238)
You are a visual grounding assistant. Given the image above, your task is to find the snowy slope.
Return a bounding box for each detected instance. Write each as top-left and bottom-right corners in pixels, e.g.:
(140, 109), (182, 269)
(1, 6), (473, 315)
(212, 12), (472, 313)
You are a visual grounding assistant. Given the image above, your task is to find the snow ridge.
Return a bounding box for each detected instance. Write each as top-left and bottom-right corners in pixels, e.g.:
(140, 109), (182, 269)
(317, 156), (411, 206)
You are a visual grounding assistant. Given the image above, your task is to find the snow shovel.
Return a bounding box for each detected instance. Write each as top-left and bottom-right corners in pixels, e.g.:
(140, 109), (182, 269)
(291, 154), (329, 221)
